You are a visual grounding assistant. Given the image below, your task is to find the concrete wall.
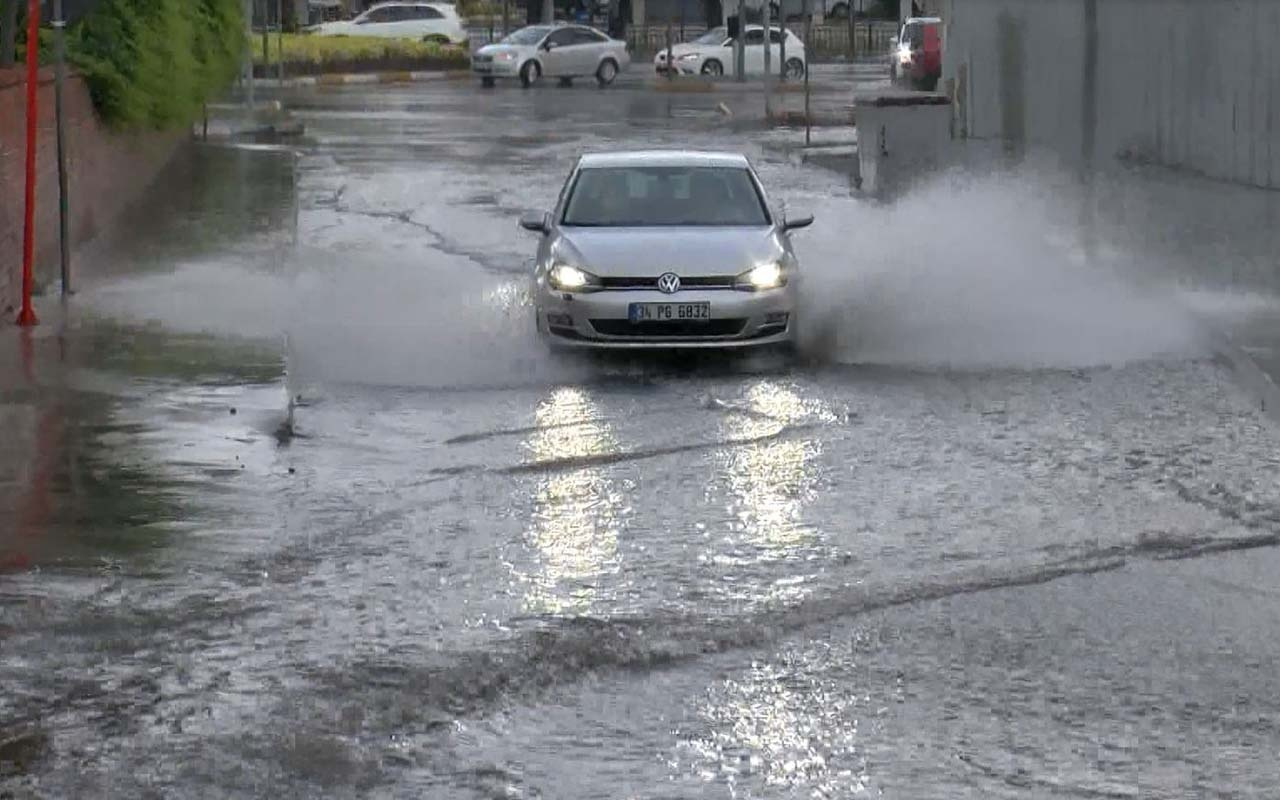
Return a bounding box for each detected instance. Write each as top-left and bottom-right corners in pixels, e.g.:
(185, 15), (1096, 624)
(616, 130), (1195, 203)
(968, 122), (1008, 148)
(943, 0), (1280, 189)
(0, 68), (183, 317)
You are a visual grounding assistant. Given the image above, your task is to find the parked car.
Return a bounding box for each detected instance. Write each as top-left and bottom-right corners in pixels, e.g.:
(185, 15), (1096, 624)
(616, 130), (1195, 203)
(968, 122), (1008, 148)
(521, 150), (813, 350)
(653, 26), (806, 79)
(891, 16), (942, 90)
(307, 2), (468, 45)
(472, 24), (630, 88)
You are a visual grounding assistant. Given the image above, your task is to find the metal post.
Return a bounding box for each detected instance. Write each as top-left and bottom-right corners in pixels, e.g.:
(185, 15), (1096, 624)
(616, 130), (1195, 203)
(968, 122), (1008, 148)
(733, 0), (744, 81)
(664, 12), (672, 80)
(17, 0), (38, 326)
(762, 0), (771, 119)
(53, 0), (70, 296)
(502, 0), (509, 36)
(541, 0), (552, 24)
(244, 0), (255, 108)
(276, 0), (285, 84)
(803, 0), (810, 144)
(778, 12), (785, 81)
(845, 0), (853, 61)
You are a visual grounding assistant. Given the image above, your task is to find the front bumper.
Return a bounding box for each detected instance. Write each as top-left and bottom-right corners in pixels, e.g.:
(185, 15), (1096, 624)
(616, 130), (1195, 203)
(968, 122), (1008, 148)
(535, 286), (795, 349)
(473, 58), (520, 77)
(653, 54), (701, 76)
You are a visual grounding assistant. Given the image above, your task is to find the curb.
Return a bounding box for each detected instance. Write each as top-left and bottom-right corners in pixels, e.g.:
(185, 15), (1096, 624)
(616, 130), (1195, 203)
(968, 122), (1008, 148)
(254, 69), (470, 88)
(647, 78), (840, 95)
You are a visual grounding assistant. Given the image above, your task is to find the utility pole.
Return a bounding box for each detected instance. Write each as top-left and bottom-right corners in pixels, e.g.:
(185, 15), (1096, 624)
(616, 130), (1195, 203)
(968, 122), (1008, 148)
(1, 0), (18, 66)
(502, 0), (509, 36)
(762, 0), (772, 119)
(244, 0), (255, 108)
(17, 0), (39, 326)
(733, 0), (744, 81)
(276, 0), (285, 84)
(803, 0), (811, 144)
(845, 0), (854, 61)
(541, 0), (552, 24)
(52, 0), (70, 295)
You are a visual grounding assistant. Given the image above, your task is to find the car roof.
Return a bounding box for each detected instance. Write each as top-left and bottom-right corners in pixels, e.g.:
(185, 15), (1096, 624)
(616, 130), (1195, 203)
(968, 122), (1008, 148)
(578, 151), (751, 169)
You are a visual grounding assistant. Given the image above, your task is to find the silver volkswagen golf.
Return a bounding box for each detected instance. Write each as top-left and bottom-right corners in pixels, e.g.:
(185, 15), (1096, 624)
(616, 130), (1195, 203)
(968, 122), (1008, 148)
(522, 151), (813, 349)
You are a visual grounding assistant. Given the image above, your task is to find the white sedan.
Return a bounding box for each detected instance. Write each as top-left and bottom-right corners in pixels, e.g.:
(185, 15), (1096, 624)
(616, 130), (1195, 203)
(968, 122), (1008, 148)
(307, 2), (467, 45)
(472, 25), (630, 88)
(654, 26), (806, 79)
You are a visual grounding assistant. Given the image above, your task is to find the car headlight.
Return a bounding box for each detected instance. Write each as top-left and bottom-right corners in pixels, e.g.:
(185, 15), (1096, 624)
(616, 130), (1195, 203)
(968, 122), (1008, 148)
(549, 263), (600, 291)
(736, 262), (786, 290)
(496, 51), (516, 61)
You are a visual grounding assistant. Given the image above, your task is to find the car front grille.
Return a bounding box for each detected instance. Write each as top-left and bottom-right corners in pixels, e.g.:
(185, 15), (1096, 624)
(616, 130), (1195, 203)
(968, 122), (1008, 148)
(590, 319), (747, 337)
(598, 275), (737, 290)
(473, 54), (493, 63)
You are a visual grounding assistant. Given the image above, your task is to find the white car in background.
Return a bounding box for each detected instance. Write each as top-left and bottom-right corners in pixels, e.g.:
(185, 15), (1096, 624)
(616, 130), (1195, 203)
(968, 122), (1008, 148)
(472, 25), (630, 88)
(307, 1), (468, 44)
(653, 26), (806, 79)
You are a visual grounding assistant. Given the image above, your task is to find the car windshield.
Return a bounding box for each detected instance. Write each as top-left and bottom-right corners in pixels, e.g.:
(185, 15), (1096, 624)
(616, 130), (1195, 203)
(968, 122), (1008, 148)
(562, 166), (771, 227)
(903, 23), (926, 46)
(693, 27), (726, 44)
(502, 26), (552, 44)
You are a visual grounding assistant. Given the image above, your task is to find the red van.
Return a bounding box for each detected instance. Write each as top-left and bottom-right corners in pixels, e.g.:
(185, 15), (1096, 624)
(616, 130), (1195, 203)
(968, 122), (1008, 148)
(892, 16), (942, 91)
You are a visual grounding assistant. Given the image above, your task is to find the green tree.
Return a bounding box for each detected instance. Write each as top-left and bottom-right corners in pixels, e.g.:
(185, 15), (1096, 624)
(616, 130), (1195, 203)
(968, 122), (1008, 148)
(69, 0), (244, 127)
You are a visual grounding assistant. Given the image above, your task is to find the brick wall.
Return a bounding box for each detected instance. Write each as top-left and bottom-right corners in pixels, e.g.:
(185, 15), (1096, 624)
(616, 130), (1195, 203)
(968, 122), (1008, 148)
(0, 67), (184, 317)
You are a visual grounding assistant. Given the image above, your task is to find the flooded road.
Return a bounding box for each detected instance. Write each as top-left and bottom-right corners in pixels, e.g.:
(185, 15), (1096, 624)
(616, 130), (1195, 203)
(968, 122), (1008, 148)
(4, 78), (1280, 798)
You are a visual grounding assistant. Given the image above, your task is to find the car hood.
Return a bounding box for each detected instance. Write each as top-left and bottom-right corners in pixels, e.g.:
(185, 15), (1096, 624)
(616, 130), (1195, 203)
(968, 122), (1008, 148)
(655, 43), (701, 58)
(553, 227), (784, 278)
(310, 21), (355, 34)
(476, 43), (532, 57)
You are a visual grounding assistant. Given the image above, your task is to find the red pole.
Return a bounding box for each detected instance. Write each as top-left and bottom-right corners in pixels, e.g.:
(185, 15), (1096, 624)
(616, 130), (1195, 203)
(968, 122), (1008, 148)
(17, 0), (41, 327)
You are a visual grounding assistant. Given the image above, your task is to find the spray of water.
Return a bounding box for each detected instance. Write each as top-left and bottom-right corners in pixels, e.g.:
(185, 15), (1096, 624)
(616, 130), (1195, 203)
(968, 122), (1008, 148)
(794, 168), (1209, 369)
(79, 164), (1226, 387)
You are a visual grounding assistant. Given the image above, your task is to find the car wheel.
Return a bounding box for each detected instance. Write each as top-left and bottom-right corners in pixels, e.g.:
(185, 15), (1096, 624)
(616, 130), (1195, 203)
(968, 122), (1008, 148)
(829, 2), (849, 18)
(519, 60), (540, 88)
(480, 76), (496, 88)
(596, 58), (618, 86)
(784, 58), (805, 81)
(701, 59), (723, 77)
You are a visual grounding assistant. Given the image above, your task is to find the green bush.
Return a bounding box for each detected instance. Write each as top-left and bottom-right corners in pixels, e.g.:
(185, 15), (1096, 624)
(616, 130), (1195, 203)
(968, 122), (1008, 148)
(68, 0), (245, 129)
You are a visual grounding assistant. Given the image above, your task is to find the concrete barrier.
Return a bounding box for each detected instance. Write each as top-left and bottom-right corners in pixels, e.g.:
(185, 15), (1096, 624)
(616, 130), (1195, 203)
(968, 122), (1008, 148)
(853, 91), (952, 197)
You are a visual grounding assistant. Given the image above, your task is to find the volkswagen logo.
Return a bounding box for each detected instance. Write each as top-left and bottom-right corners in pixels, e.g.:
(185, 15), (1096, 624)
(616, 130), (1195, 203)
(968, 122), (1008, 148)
(657, 273), (681, 294)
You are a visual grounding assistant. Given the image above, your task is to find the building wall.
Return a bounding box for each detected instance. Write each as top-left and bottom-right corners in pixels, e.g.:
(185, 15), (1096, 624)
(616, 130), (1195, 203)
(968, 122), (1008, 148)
(943, 0), (1280, 189)
(0, 68), (183, 316)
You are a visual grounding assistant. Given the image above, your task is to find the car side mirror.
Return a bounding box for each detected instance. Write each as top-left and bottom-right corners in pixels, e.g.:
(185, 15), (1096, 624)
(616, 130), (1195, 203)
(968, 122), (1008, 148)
(543, 40), (557, 51)
(520, 210), (550, 233)
(782, 212), (814, 231)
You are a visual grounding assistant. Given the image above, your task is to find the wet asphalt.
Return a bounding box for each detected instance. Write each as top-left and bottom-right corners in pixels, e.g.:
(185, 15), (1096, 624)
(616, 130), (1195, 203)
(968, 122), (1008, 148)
(3, 70), (1280, 798)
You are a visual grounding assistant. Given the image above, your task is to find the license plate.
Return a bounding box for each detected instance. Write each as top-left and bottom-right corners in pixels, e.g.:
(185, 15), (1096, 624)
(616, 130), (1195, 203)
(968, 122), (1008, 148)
(628, 302), (710, 323)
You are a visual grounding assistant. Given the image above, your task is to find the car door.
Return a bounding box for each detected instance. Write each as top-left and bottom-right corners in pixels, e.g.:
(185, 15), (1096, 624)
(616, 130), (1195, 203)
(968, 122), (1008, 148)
(766, 28), (784, 74)
(407, 4), (448, 40)
(539, 28), (578, 75)
(741, 28), (766, 75)
(354, 5), (398, 36)
(569, 27), (608, 74)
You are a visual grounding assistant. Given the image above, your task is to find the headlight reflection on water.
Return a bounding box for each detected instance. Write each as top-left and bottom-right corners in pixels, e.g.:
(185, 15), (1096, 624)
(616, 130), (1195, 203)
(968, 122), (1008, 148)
(518, 387), (624, 616)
